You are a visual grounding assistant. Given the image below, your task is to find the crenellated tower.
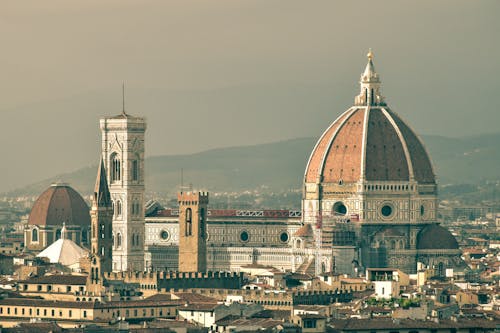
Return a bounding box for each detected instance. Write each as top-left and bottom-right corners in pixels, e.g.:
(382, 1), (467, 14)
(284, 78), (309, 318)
(178, 191), (208, 272)
(100, 110), (146, 272)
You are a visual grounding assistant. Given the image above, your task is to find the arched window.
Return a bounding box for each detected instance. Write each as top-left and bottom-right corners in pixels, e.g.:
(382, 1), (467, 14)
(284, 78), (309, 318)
(111, 153), (121, 182)
(131, 234), (135, 246)
(132, 159), (139, 181)
(32, 228), (38, 242)
(185, 208), (192, 236)
(82, 229), (88, 243)
(116, 200), (122, 217)
(116, 233), (122, 248)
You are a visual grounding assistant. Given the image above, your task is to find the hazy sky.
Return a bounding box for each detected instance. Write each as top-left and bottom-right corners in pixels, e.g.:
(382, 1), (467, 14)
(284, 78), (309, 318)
(0, 1), (499, 192)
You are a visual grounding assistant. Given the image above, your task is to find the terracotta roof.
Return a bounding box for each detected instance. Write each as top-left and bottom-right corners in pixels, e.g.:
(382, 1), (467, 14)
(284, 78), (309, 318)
(171, 292), (219, 304)
(417, 224), (459, 250)
(304, 56), (435, 185)
(28, 183), (90, 227)
(18, 274), (87, 285)
(179, 303), (219, 311)
(330, 318), (500, 330)
(305, 107), (435, 185)
(294, 224), (314, 237)
(0, 298), (95, 309)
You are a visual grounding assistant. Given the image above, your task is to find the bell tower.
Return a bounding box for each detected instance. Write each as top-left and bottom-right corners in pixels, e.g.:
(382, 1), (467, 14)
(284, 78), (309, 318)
(178, 191), (208, 272)
(90, 158), (113, 274)
(100, 110), (146, 272)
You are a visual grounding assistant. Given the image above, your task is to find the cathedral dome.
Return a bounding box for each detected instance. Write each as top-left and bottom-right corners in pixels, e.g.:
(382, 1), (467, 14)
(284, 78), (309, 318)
(304, 51), (435, 185)
(28, 183), (91, 227)
(417, 225), (459, 250)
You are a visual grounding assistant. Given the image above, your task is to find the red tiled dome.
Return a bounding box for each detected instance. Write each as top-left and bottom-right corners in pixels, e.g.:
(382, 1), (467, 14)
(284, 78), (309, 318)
(28, 183), (91, 227)
(304, 53), (435, 185)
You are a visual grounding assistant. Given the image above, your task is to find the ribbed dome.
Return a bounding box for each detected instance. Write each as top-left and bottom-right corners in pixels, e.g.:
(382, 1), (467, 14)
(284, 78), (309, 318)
(28, 183), (90, 227)
(304, 52), (435, 185)
(417, 225), (459, 250)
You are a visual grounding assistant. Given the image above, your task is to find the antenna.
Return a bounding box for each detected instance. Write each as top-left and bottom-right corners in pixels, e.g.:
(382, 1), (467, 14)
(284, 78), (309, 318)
(122, 82), (126, 114)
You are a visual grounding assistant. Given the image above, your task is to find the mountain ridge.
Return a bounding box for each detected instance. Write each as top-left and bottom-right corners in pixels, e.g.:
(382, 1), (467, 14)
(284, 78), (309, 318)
(6, 133), (500, 198)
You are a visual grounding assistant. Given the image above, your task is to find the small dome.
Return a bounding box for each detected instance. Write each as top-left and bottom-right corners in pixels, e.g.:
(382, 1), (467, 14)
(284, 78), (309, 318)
(417, 225), (459, 250)
(28, 183), (90, 227)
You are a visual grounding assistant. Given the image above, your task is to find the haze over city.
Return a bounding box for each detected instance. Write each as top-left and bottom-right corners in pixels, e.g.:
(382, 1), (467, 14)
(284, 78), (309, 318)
(1, 0), (499, 192)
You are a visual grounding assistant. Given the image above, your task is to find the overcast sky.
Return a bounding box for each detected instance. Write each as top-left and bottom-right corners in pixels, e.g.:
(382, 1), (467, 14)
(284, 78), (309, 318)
(0, 1), (499, 192)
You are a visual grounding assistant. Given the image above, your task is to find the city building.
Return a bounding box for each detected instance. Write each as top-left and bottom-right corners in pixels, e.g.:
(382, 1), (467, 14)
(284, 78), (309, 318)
(143, 51), (463, 275)
(24, 183), (91, 251)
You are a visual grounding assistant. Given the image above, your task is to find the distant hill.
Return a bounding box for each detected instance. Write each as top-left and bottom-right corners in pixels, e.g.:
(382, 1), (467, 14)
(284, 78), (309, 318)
(6, 133), (500, 198)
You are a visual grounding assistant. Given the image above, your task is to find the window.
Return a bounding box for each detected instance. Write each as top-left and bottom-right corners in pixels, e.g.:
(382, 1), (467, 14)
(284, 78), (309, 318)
(185, 208), (192, 236)
(116, 200), (122, 217)
(116, 233), (122, 248)
(32, 228), (38, 242)
(381, 204), (393, 217)
(132, 160), (139, 181)
(280, 232), (289, 243)
(55, 229), (61, 240)
(240, 231), (249, 242)
(82, 229), (88, 243)
(304, 319), (317, 328)
(83, 310), (87, 318)
(160, 230), (169, 240)
(67, 286), (71, 293)
(111, 153), (121, 182)
(333, 202), (347, 216)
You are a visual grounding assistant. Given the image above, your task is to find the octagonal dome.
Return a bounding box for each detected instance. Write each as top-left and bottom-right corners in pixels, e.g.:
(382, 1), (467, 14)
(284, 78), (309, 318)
(28, 183), (91, 227)
(304, 51), (435, 185)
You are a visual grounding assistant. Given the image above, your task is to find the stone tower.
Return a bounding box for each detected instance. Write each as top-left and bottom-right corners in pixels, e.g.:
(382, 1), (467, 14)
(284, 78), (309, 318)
(100, 111), (146, 272)
(178, 191), (208, 272)
(90, 158), (113, 275)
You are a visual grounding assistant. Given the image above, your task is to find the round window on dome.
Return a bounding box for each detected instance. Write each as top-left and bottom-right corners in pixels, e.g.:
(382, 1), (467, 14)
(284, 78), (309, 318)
(279, 232), (289, 243)
(333, 202), (348, 216)
(381, 204), (393, 218)
(160, 230), (169, 241)
(239, 231), (249, 242)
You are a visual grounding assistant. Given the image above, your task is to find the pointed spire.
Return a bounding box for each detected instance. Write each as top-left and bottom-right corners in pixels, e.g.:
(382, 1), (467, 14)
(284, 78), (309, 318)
(94, 157), (112, 207)
(354, 49), (385, 106)
(362, 48), (379, 83)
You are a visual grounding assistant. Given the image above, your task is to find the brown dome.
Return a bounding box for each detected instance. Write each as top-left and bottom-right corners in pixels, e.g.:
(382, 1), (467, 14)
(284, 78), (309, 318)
(28, 183), (90, 227)
(304, 53), (435, 185)
(304, 107), (435, 185)
(417, 225), (459, 250)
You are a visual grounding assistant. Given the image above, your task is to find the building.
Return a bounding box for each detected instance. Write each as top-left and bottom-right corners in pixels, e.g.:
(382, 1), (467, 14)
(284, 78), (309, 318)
(143, 51), (462, 276)
(24, 183), (91, 251)
(100, 109), (146, 272)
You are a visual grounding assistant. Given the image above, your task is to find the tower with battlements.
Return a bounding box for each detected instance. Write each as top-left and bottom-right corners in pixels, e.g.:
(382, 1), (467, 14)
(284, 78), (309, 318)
(178, 191), (208, 272)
